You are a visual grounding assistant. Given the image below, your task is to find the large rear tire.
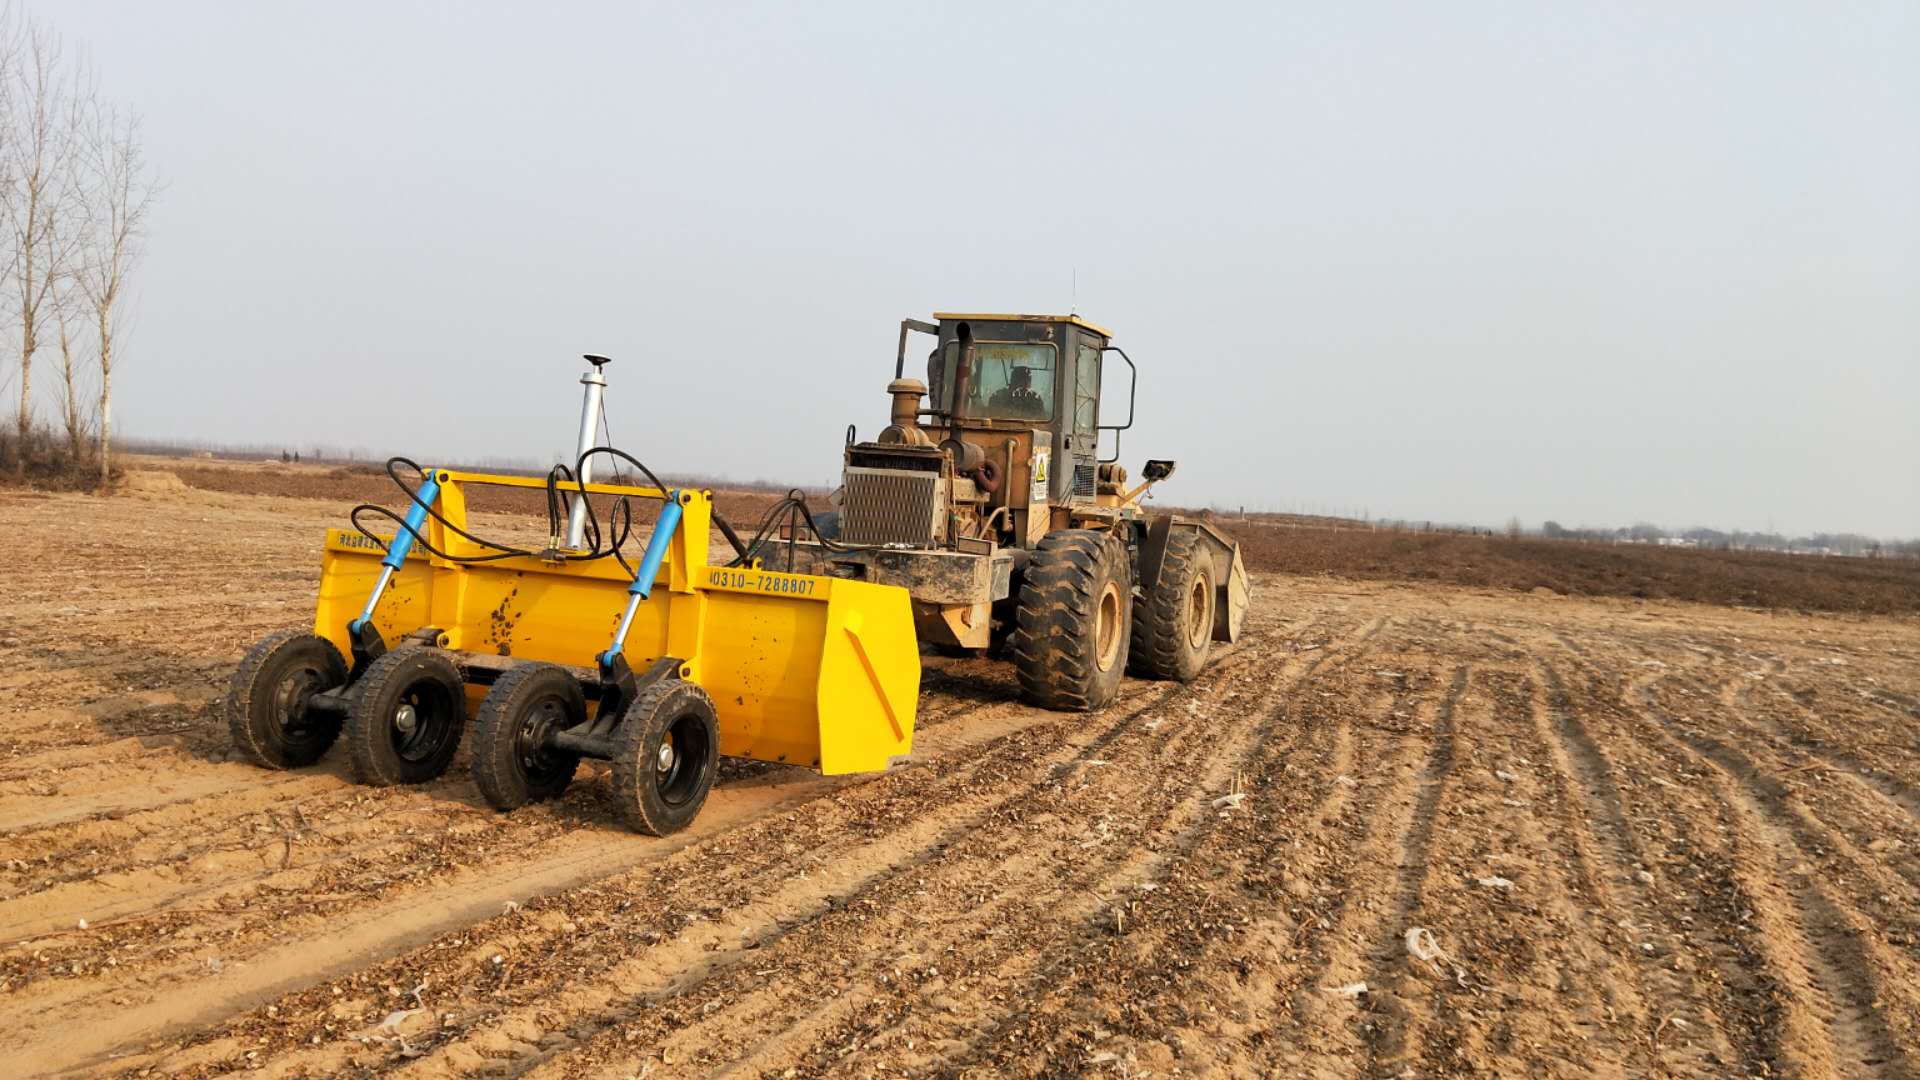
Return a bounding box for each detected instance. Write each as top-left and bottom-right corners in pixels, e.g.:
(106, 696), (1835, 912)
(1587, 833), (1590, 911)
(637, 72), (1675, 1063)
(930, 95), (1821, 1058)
(346, 648), (468, 786)
(227, 630), (348, 768)
(471, 663), (585, 810)
(1129, 527), (1216, 682)
(1012, 530), (1132, 711)
(611, 678), (720, 836)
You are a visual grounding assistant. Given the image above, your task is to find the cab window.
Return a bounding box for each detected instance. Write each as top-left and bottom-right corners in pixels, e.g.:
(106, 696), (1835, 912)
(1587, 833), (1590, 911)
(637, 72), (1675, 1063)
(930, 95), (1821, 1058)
(1073, 343), (1100, 438)
(939, 341), (1056, 421)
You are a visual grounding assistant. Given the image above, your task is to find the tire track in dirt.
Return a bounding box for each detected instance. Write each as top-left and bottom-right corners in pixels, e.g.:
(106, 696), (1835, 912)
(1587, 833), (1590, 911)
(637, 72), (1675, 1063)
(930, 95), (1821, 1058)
(435, 616), (1348, 1078)
(1353, 662), (1470, 1074)
(353, 616), (1374, 1080)
(1714, 674), (1920, 828)
(609, 630), (1341, 1080)
(1630, 677), (1920, 1079)
(1251, 657), (1443, 1074)
(1525, 662), (1753, 1073)
(821, 620), (1394, 1078)
(3, 675), (1167, 1074)
(0, 681), (1014, 923)
(78, 618), (1336, 1068)
(1550, 637), (1849, 1075)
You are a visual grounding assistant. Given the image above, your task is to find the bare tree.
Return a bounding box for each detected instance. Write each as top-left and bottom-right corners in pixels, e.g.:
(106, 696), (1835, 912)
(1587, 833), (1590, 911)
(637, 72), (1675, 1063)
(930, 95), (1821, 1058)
(3, 16), (82, 476)
(75, 102), (151, 483)
(53, 270), (86, 456)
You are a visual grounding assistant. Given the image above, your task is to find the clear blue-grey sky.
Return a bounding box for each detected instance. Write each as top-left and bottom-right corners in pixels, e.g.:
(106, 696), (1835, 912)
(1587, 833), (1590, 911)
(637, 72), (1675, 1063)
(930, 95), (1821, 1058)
(46, 1), (1920, 536)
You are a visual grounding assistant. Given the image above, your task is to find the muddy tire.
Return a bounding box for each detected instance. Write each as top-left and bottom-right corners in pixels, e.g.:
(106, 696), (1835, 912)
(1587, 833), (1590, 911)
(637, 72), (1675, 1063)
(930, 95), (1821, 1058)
(1129, 527), (1216, 682)
(227, 630), (348, 769)
(471, 663), (585, 810)
(1012, 530), (1132, 711)
(346, 648), (467, 786)
(611, 678), (720, 836)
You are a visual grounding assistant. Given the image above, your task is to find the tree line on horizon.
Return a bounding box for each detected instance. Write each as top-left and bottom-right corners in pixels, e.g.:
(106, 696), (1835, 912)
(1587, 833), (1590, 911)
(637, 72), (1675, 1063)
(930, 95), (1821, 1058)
(0, 6), (155, 486)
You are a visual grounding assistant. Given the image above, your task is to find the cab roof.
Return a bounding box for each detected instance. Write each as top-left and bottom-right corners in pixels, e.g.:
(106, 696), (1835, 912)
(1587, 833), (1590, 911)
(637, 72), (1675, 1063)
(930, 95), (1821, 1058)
(932, 312), (1114, 339)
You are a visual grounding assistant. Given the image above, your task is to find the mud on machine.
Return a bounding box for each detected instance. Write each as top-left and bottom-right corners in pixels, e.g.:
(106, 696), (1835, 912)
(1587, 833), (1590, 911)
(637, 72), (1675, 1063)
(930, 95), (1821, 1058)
(226, 355), (921, 834)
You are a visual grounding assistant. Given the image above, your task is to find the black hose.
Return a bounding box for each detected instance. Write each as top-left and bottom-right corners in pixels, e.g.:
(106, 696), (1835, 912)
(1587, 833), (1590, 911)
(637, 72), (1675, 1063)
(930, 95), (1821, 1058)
(727, 488), (889, 568)
(351, 455), (649, 573)
(351, 453), (868, 580)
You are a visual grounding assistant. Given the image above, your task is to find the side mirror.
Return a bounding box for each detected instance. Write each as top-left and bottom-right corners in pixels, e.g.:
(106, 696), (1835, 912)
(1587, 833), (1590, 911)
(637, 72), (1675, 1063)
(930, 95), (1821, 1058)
(1143, 459), (1176, 482)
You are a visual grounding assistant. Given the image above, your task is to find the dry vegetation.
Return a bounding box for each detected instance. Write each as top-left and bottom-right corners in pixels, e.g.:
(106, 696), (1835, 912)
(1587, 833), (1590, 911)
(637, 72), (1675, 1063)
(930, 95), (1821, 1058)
(1, 475), (1917, 1079)
(1228, 519), (1920, 615)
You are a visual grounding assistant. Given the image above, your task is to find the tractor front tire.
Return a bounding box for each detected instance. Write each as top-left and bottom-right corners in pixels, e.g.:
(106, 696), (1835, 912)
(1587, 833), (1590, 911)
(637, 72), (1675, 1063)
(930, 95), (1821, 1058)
(1130, 527), (1216, 682)
(471, 663), (585, 810)
(611, 678), (720, 836)
(346, 648), (468, 786)
(227, 630), (348, 769)
(1012, 530), (1133, 711)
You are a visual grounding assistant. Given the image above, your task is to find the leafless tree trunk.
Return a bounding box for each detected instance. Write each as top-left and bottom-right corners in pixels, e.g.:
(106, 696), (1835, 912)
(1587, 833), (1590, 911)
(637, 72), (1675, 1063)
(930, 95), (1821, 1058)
(54, 285), (84, 457)
(4, 18), (80, 476)
(77, 104), (150, 485)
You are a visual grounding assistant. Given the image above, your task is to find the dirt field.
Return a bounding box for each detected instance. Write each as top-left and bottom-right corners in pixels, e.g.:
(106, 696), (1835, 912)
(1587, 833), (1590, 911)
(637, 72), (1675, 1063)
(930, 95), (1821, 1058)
(1222, 521), (1920, 616)
(4, 481), (1920, 1079)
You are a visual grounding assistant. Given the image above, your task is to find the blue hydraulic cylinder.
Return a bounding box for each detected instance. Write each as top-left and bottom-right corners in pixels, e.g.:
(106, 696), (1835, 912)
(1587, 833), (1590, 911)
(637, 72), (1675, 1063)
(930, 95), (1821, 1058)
(601, 493), (682, 666)
(351, 472), (442, 633)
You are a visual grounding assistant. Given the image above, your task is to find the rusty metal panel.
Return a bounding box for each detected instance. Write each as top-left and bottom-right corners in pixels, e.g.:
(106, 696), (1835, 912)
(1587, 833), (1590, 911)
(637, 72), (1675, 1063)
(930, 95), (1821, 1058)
(842, 467), (940, 546)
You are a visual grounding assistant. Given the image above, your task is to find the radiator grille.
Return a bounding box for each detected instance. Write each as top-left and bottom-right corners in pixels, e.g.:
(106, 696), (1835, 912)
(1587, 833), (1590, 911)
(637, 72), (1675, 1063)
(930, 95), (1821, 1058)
(1073, 462), (1097, 499)
(842, 468), (940, 546)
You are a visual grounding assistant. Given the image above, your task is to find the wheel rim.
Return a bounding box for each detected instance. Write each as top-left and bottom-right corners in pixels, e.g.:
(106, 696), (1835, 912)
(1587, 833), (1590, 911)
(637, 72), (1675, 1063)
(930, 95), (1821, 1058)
(391, 677), (457, 763)
(270, 663), (328, 745)
(1095, 581), (1124, 672)
(655, 710), (711, 807)
(1187, 573), (1213, 649)
(513, 693), (572, 782)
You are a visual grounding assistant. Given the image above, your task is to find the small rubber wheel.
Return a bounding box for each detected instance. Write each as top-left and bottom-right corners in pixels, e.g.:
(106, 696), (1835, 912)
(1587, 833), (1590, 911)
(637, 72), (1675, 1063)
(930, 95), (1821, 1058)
(346, 648), (467, 785)
(611, 678), (720, 836)
(227, 630), (348, 768)
(471, 663), (585, 810)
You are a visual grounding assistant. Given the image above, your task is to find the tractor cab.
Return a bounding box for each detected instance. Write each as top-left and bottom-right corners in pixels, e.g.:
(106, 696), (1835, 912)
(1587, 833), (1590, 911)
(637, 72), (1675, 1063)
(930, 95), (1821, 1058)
(916, 313), (1135, 512)
(783, 310), (1244, 665)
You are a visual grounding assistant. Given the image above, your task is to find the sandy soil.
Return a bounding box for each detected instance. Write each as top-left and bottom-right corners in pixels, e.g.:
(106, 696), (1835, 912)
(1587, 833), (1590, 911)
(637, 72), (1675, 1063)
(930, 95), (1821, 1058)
(2, 481), (1918, 1078)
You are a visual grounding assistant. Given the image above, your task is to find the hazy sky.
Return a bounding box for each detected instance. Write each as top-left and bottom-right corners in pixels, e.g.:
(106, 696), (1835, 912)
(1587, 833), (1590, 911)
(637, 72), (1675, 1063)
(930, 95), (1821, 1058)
(44, 2), (1919, 536)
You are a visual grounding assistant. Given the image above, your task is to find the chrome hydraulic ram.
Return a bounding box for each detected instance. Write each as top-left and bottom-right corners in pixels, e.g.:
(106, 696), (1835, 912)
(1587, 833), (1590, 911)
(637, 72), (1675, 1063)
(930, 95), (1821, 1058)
(564, 355), (611, 550)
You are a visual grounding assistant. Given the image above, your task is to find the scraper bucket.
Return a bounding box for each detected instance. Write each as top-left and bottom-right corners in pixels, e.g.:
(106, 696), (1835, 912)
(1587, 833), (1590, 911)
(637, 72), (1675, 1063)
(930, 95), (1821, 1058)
(310, 471), (920, 779)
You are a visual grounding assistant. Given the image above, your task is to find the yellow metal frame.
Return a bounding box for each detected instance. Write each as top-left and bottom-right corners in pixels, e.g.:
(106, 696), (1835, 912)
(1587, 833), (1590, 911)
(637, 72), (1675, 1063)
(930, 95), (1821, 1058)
(314, 470), (920, 774)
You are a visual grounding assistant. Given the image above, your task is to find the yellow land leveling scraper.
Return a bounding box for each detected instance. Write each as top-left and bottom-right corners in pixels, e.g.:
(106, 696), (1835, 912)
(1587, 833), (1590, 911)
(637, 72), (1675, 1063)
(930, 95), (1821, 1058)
(229, 315), (1247, 835)
(227, 355), (919, 835)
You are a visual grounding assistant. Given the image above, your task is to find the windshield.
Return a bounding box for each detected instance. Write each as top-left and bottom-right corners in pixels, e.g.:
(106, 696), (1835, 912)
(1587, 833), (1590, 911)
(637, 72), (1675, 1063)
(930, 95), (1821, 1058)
(938, 341), (1056, 421)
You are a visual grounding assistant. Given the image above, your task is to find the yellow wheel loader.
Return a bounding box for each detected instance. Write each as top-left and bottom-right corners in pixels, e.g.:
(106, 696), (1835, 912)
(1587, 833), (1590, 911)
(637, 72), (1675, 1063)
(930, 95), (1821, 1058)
(781, 313), (1249, 711)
